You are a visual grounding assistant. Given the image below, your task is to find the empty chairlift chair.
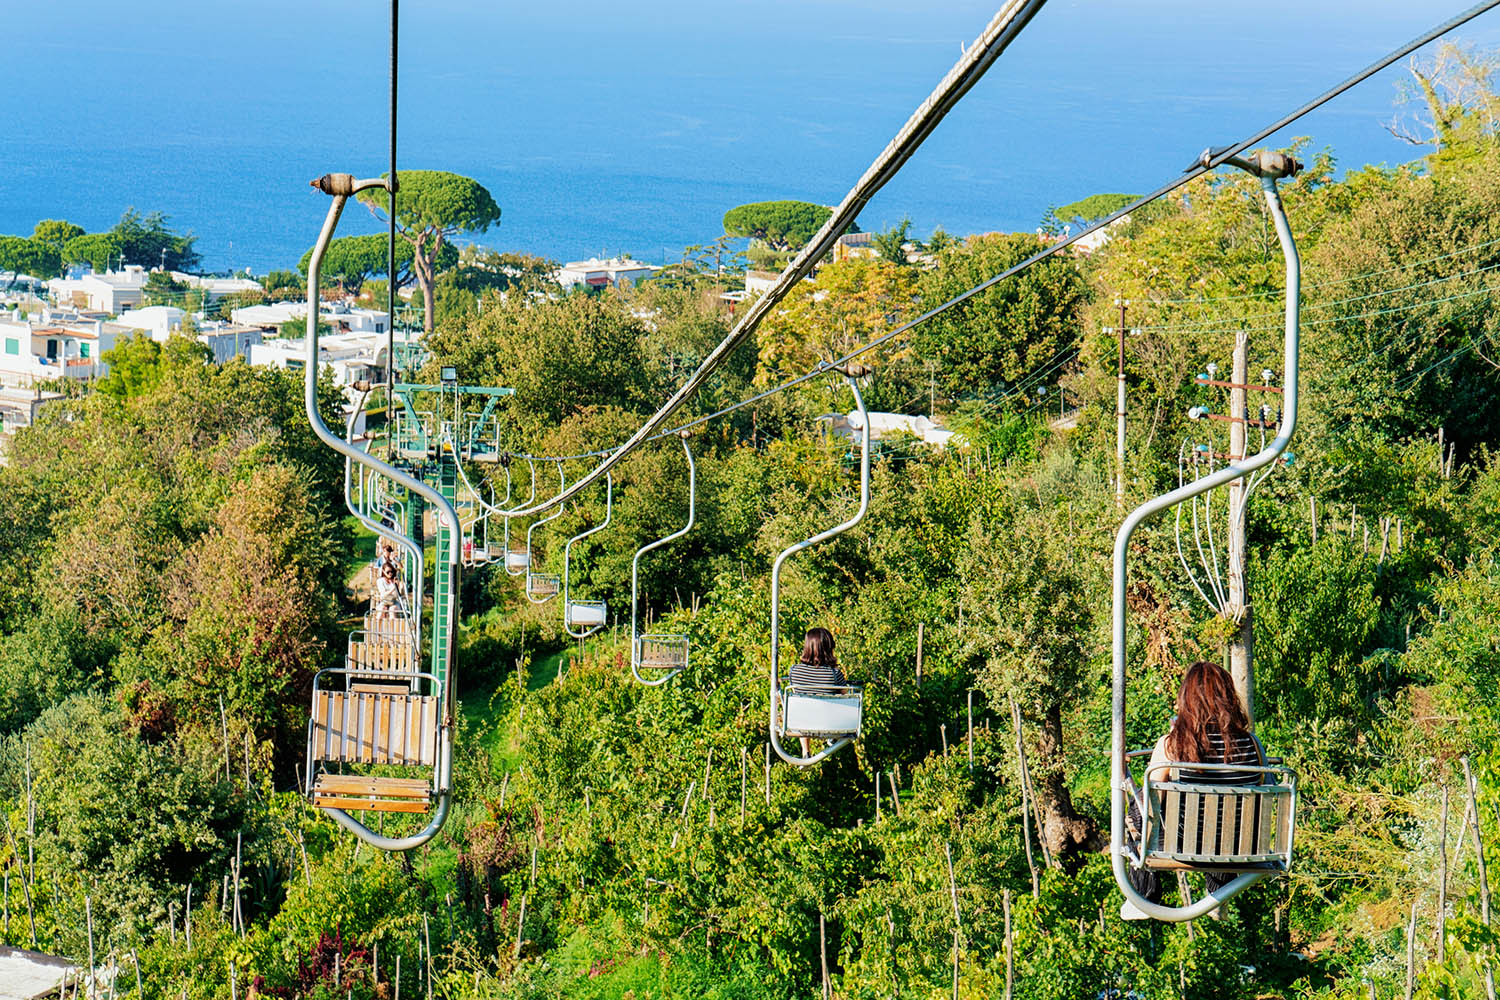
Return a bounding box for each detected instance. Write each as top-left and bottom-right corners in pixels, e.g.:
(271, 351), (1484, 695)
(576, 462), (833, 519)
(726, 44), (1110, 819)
(504, 458), (536, 576)
(1110, 148), (1304, 920)
(769, 369), (871, 767)
(301, 171), (458, 850)
(630, 433), (696, 684)
(525, 460), (566, 603)
(563, 473), (612, 638)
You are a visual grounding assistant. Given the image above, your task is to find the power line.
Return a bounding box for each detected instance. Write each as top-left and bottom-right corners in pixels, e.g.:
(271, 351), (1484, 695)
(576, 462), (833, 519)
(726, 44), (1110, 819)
(498, 0), (1500, 512)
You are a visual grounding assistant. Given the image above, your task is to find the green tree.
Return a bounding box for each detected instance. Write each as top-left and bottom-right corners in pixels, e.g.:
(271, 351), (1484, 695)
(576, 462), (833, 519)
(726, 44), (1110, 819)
(960, 507), (1098, 859)
(62, 232), (124, 272)
(0, 235), (60, 283)
(722, 200), (844, 252)
(110, 208), (200, 271)
(912, 233), (1087, 398)
(31, 219), (85, 250)
(97, 333), (211, 400)
(1042, 192), (1138, 234)
(356, 170), (501, 334)
(296, 233), (458, 292)
(872, 216), (913, 265)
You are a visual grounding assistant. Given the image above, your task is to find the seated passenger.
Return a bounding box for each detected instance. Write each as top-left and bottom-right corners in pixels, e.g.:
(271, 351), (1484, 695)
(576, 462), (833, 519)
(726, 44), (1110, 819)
(1122, 659), (1265, 920)
(374, 563), (405, 622)
(788, 627), (848, 757)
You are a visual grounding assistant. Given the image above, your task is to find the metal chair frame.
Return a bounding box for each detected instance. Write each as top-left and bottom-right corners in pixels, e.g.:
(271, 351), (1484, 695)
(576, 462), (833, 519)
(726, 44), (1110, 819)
(526, 460), (567, 604)
(769, 372), (870, 767)
(630, 434), (696, 685)
(563, 473), (613, 639)
(1111, 150), (1303, 919)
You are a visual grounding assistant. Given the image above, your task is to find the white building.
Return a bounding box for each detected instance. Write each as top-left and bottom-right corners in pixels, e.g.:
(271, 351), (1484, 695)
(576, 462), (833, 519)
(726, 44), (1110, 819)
(46, 265), (149, 314)
(196, 323), (263, 364)
(555, 257), (659, 291)
(116, 305), (185, 342)
(0, 385), (65, 437)
(0, 309), (121, 385)
(248, 331), (391, 436)
(231, 300), (389, 335)
(170, 272), (263, 301)
(820, 410), (959, 450)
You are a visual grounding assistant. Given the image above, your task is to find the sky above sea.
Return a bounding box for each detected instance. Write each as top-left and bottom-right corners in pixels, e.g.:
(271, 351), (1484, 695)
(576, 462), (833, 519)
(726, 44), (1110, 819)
(3, 1), (1499, 274)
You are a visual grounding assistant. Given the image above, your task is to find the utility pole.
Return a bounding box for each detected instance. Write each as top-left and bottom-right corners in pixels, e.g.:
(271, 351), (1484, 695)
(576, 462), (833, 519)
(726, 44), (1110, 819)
(1226, 328), (1255, 725)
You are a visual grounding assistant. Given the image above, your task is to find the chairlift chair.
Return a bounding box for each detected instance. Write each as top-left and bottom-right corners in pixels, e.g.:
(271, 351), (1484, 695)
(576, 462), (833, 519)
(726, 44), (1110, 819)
(629, 433), (696, 684)
(504, 458), (538, 576)
(1110, 149), (1303, 920)
(563, 472), (613, 638)
(525, 459), (566, 604)
(769, 370), (871, 766)
(302, 173), (457, 850)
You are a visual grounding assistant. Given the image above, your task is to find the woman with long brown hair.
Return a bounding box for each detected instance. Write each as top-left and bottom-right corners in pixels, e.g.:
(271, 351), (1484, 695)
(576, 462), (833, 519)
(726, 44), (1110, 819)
(1122, 659), (1264, 919)
(788, 627), (848, 756)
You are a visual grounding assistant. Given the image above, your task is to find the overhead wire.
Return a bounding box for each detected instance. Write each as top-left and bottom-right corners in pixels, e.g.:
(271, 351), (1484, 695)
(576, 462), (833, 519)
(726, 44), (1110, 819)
(496, 0), (1500, 514)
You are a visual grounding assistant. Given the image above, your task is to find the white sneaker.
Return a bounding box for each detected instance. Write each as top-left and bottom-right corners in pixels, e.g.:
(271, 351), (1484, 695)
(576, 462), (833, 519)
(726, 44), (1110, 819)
(1120, 899), (1150, 921)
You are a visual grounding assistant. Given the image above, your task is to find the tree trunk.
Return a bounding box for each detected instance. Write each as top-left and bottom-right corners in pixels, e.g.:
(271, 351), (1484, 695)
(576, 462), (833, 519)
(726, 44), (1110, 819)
(1035, 703), (1098, 859)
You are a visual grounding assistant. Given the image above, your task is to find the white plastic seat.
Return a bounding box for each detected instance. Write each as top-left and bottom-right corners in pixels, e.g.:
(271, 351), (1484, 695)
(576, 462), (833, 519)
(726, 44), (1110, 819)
(566, 600), (607, 627)
(528, 573), (560, 598)
(506, 550), (529, 573)
(636, 634), (689, 672)
(780, 685), (863, 739)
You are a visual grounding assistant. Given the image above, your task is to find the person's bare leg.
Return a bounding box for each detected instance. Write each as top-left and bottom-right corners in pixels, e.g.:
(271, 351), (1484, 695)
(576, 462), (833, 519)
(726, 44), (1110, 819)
(800, 736), (811, 757)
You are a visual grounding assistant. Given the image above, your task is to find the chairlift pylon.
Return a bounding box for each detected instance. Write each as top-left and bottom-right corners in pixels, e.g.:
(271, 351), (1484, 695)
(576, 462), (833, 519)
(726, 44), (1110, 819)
(630, 433), (696, 684)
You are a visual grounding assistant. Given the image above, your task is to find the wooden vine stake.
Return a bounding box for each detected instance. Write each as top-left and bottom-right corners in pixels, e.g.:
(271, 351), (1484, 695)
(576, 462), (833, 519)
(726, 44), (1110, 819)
(1437, 784), (1449, 964)
(945, 841), (962, 1000)
(819, 911), (831, 1000)
(1463, 755), (1497, 1000)
(1405, 896), (1419, 1000)
(1003, 889), (1014, 1000)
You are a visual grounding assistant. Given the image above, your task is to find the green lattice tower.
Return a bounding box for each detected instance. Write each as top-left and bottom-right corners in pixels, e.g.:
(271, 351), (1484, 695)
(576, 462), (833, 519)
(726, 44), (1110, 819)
(432, 450), (459, 686)
(402, 484), (423, 589)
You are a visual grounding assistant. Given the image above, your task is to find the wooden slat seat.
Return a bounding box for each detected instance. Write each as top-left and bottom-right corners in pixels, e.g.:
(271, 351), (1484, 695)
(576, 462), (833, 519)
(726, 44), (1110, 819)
(311, 773), (432, 814)
(636, 634), (689, 671)
(309, 690), (440, 767)
(361, 614), (415, 646)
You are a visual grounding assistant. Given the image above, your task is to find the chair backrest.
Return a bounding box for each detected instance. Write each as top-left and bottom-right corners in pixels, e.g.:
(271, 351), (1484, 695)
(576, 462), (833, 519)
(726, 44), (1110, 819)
(309, 689), (439, 767)
(780, 687), (864, 739)
(1147, 779), (1293, 867)
(347, 638), (419, 676)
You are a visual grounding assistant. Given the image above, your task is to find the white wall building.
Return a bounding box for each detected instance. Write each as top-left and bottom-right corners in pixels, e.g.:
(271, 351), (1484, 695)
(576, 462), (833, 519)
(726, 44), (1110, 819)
(116, 305), (186, 342)
(231, 300), (389, 335)
(820, 410), (959, 450)
(0, 385), (65, 437)
(46, 265), (149, 314)
(170, 272), (263, 301)
(555, 257), (659, 290)
(0, 310), (119, 385)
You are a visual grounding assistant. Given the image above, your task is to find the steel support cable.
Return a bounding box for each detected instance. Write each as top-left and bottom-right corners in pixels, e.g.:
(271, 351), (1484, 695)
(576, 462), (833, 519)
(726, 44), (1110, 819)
(387, 0), (398, 389)
(497, 0), (1051, 513)
(507, 0), (1500, 480)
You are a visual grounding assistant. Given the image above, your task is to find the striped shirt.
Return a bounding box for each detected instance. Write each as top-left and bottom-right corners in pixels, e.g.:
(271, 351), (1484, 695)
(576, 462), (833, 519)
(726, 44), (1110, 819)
(1147, 729), (1264, 786)
(788, 661), (847, 692)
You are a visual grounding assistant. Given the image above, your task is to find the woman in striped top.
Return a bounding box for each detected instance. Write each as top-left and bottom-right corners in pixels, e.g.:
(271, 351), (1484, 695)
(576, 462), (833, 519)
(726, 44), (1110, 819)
(1123, 660), (1266, 919)
(788, 627), (848, 756)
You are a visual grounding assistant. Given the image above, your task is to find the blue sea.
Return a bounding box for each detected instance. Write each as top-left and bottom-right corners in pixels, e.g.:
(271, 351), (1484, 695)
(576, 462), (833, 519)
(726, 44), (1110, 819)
(3, 0), (1498, 274)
